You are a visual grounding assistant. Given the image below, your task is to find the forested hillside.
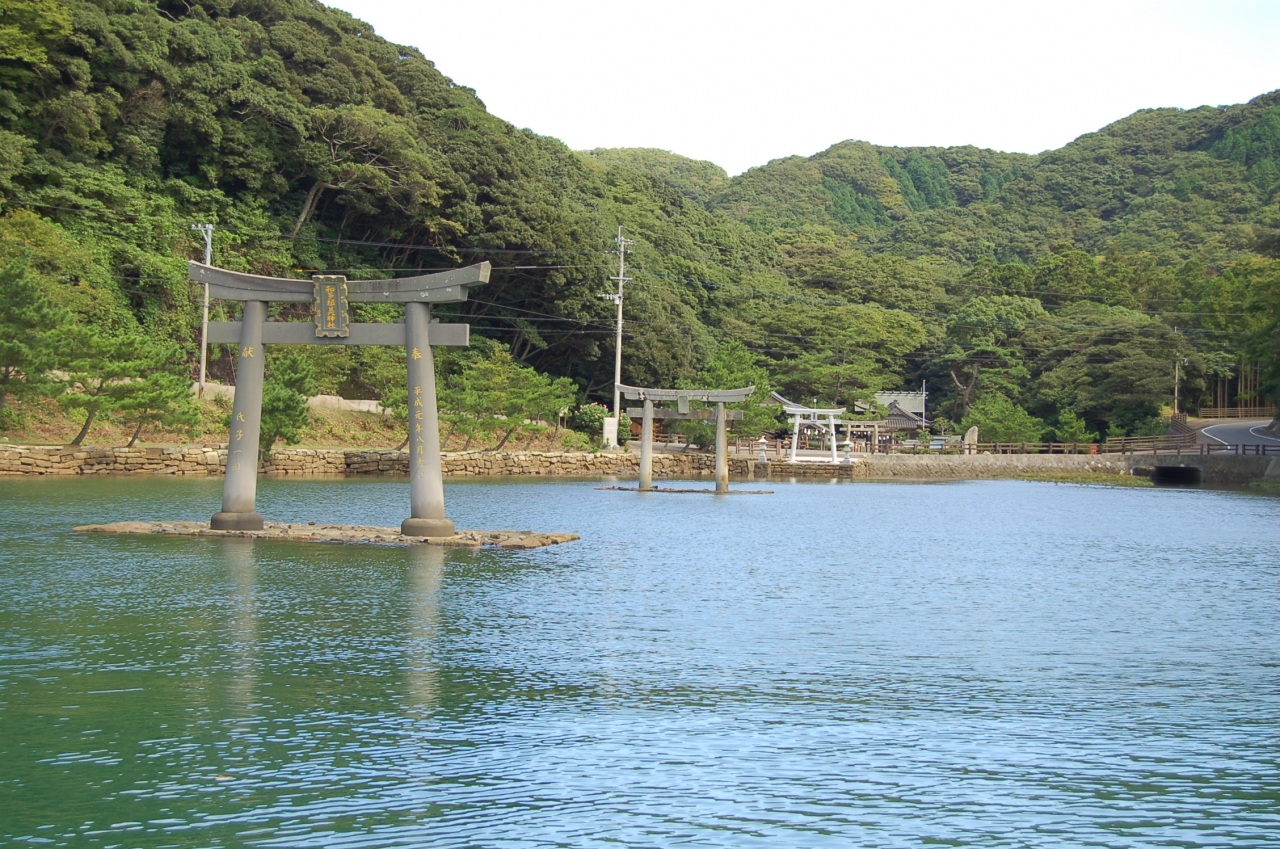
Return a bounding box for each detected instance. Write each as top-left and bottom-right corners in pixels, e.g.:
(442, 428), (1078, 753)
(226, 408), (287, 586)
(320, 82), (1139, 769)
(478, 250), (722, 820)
(708, 95), (1280, 267)
(1, 0), (1277, 447)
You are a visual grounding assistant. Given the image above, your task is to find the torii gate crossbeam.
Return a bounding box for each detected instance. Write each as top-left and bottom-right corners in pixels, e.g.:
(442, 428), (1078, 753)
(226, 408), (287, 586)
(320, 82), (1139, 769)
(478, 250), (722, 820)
(188, 261), (490, 535)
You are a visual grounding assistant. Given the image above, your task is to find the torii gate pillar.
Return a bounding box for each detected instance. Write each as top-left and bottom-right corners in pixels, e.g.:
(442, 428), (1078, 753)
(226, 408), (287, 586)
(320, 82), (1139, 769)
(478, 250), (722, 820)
(715, 401), (728, 493)
(402, 302), (453, 537)
(639, 399), (654, 491)
(212, 300), (268, 530)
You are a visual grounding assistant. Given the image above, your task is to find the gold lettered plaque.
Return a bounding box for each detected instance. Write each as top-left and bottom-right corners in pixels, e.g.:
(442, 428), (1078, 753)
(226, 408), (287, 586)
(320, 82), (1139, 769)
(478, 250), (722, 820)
(312, 275), (350, 337)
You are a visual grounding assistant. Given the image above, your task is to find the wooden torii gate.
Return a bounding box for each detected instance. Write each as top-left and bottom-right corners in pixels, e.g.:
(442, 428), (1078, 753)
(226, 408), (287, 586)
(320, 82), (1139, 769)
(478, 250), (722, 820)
(189, 261), (490, 535)
(617, 384), (753, 492)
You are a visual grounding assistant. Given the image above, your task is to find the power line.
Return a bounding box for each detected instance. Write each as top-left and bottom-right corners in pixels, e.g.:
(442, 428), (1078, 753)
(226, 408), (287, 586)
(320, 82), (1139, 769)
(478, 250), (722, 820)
(278, 233), (612, 256)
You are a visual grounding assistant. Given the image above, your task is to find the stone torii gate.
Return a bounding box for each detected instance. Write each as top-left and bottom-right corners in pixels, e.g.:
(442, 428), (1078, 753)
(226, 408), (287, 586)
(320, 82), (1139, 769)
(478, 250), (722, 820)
(189, 261), (490, 535)
(617, 384), (753, 492)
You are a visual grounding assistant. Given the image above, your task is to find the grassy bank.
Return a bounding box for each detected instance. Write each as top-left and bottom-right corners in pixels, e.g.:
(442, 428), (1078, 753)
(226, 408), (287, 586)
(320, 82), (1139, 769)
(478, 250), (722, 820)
(1015, 472), (1152, 487)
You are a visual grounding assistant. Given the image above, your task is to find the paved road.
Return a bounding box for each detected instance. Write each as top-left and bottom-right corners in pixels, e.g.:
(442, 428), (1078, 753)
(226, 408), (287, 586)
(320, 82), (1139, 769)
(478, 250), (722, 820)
(1198, 418), (1280, 447)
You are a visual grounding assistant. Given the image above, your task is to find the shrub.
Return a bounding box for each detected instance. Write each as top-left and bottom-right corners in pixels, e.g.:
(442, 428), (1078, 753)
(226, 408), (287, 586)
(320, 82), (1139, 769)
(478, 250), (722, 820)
(571, 401), (610, 434)
(960, 394), (1046, 443)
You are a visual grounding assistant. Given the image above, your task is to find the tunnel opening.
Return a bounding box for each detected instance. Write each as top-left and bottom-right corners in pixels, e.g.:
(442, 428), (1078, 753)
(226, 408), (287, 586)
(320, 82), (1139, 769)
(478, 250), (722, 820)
(1150, 465), (1203, 486)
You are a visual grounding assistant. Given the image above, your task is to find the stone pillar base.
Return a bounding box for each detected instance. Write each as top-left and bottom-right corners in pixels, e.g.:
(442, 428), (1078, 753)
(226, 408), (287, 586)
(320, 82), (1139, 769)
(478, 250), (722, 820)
(401, 517), (456, 537)
(211, 511), (265, 531)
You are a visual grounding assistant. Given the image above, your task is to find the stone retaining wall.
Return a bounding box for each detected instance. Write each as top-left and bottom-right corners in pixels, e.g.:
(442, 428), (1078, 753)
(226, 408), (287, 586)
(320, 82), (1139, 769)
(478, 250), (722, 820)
(0, 445), (227, 476)
(1, 444), (1273, 483)
(0, 445), (717, 478)
(864, 453), (1132, 478)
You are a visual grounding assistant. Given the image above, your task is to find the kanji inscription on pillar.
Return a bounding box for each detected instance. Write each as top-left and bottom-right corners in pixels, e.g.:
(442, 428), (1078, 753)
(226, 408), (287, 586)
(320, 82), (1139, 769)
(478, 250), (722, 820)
(313, 276), (350, 338)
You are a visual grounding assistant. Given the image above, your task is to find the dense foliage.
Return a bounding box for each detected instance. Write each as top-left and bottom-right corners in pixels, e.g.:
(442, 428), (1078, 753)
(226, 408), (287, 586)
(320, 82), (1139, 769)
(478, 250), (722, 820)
(1, 0), (1277, 445)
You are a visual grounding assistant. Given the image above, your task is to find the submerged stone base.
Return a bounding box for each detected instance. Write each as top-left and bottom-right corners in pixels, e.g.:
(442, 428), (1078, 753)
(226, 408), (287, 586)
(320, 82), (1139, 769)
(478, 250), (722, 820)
(74, 521), (579, 550)
(595, 485), (773, 494)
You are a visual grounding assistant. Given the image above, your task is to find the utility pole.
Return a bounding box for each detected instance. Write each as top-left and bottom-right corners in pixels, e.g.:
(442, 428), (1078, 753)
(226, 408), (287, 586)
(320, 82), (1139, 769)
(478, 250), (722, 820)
(1173, 356), (1188, 415)
(1173, 358), (1180, 415)
(1172, 327), (1180, 415)
(921, 379), (927, 430)
(601, 226), (632, 447)
(192, 224), (214, 398)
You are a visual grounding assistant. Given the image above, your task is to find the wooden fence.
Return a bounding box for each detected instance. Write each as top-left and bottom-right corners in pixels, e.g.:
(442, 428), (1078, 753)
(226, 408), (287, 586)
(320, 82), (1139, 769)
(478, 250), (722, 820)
(1196, 406), (1276, 419)
(900, 435), (1193, 455)
(732, 436), (1276, 457)
(854, 439), (1273, 457)
(1193, 442), (1279, 456)
(730, 430), (1266, 457)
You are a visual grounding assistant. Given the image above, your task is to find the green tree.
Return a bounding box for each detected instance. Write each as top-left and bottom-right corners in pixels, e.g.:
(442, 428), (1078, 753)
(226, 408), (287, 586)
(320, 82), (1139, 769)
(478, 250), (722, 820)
(1028, 302), (1182, 434)
(1052, 409), (1098, 444)
(514, 372), (577, 450)
(259, 352), (316, 455)
(117, 360), (201, 447)
(669, 339), (780, 446)
(1242, 258), (1280, 406)
(698, 339), (778, 436)
(444, 349), (575, 451)
(0, 0), (72, 78)
(960, 393), (1046, 443)
(739, 301), (927, 407)
(3, 0), (1280, 426)
(0, 260), (63, 420)
(941, 295), (1047, 418)
(52, 329), (170, 445)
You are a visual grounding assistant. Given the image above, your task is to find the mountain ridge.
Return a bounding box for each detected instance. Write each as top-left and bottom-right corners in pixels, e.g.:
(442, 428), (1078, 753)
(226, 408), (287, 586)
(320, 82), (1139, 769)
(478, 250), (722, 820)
(590, 88), (1280, 267)
(0, 0), (1276, 435)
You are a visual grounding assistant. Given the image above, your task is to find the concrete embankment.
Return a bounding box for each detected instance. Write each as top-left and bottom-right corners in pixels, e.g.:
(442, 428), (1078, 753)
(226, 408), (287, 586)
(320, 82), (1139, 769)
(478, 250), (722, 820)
(1, 444), (1275, 484)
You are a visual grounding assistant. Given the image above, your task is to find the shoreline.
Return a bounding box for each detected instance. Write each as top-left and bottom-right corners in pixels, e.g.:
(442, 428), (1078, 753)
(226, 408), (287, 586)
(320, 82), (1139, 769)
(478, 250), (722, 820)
(2, 444), (1276, 485)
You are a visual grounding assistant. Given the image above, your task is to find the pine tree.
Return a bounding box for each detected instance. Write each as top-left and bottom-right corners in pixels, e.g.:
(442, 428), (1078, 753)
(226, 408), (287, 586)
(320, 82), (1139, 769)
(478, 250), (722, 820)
(258, 352), (316, 455)
(1052, 409), (1099, 444)
(0, 260), (64, 420)
(117, 350), (201, 447)
(52, 328), (172, 445)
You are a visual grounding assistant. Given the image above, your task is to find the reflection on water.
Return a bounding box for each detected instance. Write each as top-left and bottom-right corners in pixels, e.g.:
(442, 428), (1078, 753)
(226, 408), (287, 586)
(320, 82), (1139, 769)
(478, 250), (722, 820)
(405, 544), (445, 716)
(1, 475), (1278, 847)
(223, 540), (258, 720)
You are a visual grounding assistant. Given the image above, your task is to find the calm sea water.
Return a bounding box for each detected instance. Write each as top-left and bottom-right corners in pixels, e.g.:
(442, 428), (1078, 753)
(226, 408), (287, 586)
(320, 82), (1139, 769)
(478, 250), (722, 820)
(1, 475), (1278, 848)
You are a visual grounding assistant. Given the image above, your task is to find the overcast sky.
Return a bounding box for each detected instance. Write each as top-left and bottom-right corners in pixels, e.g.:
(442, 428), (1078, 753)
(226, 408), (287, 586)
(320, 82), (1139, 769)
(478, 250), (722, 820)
(331, 0), (1280, 176)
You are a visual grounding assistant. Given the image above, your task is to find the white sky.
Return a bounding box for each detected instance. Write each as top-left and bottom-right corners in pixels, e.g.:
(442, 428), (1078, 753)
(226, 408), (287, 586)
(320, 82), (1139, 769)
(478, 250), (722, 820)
(332, 0), (1280, 176)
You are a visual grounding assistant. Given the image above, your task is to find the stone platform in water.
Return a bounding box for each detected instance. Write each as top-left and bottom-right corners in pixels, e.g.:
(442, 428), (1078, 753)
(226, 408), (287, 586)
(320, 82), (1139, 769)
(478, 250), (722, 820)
(74, 521), (579, 550)
(595, 486), (773, 494)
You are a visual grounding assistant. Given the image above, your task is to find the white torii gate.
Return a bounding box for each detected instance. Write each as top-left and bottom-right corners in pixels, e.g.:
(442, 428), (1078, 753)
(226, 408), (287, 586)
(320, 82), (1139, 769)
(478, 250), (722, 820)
(772, 393), (846, 463)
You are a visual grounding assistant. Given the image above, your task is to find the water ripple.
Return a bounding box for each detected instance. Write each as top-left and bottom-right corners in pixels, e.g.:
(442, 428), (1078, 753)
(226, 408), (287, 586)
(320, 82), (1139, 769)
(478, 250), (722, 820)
(1, 477), (1277, 846)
